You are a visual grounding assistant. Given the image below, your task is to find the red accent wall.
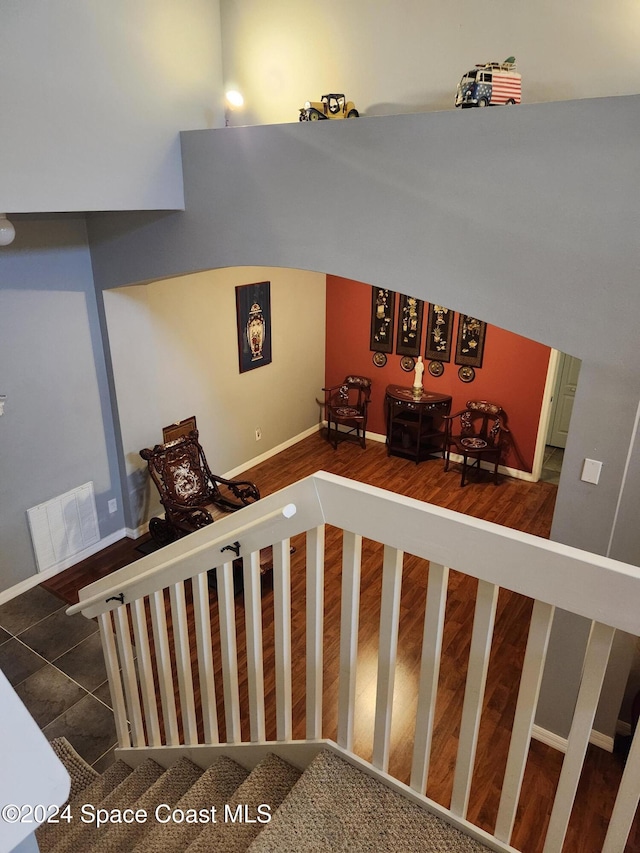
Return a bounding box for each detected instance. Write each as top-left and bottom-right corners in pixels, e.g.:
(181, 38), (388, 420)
(325, 275), (551, 473)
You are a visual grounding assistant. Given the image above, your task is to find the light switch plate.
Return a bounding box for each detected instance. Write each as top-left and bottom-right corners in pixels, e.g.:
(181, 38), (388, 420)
(581, 458), (602, 485)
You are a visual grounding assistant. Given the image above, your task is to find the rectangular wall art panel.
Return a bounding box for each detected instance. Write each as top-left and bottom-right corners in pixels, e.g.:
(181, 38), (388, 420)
(236, 281), (272, 373)
(425, 304), (454, 362)
(396, 294), (424, 357)
(455, 315), (487, 368)
(370, 287), (395, 352)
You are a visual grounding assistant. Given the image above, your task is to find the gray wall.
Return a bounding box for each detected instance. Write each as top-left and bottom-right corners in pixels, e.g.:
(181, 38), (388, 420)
(0, 0), (224, 212)
(87, 95), (640, 736)
(0, 218), (122, 590)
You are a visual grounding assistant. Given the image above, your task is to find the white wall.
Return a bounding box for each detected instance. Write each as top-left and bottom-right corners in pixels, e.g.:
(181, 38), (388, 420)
(103, 266), (326, 530)
(0, 0), (224, 212)
(220, 0), (640, 125)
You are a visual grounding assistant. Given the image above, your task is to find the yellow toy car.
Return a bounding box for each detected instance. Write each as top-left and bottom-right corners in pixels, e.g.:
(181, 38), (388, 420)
(299, 93), (359, 121)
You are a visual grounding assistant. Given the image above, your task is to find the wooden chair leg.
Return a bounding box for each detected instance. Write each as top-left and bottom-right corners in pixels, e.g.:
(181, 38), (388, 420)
(461, 454), (467, 487)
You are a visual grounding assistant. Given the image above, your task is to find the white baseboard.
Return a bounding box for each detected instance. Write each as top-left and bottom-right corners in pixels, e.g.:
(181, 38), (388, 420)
(223, 423), (322, 480)
(125, 522), (149, 540)
(326, 426), (536, 480)
(617, 720), (632, 737)
(446, 451), (537, 483)
(531, 723), (614, 754)
(0, 528), (127, 606)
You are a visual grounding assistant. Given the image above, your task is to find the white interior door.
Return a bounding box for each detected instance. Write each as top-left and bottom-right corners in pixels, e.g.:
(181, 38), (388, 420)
(547, 353), (581, 448)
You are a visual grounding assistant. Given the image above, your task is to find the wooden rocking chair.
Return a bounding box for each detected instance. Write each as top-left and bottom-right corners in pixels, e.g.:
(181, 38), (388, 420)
(140, 428), (270, 591)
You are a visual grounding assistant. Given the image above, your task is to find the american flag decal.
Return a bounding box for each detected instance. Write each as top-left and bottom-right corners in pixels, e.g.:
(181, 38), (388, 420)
(490, 72), (521, 104)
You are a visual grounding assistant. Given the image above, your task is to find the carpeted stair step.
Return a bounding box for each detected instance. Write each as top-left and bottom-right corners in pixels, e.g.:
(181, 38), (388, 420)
(248, 749), (493, 852)
(37, 745), (132, 853)
(184, 753), (302, 853)
(89, 756), (203, 853)
(133, 754), (249, 853)
(49, 758), (164, 853)
(50, 737), (100, 800)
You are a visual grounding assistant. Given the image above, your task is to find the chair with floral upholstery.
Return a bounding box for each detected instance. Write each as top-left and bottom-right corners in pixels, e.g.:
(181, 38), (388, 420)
(322, 375), (372, 449)
(443, 400), (509, 486)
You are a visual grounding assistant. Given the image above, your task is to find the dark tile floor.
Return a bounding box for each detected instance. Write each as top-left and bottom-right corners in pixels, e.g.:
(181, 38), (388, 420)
(0, 585), (117, 770)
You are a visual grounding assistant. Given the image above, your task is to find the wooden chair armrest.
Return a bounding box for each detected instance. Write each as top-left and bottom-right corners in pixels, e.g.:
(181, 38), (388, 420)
(161, 498), (214, 530)
(210, 475), (260, 506)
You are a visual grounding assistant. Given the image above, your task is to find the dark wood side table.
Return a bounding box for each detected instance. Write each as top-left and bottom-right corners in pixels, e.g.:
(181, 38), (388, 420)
(385, 385), (452, 463)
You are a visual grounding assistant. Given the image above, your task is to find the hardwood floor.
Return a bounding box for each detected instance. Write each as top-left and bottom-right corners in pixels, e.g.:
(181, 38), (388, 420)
(42, 433), (637, 852)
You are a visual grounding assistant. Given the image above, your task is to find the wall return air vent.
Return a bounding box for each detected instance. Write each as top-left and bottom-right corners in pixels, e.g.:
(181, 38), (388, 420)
(27, 482), (100, 572)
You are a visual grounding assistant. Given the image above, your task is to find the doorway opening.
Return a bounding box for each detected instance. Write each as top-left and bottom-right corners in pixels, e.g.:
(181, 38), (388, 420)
(536, 350), (581, 485)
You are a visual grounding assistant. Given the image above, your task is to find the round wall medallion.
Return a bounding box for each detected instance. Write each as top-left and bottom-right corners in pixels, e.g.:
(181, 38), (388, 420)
(372, 351), (387, 367)
(428, 360), (444, 377)
(458, 366), (476, 383)
(400, 356), (415, 372)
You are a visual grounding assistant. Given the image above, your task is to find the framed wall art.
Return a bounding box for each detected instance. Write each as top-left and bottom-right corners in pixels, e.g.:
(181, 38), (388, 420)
(236, 281), (272, 373)
(455, 315), (486, 368)
(395, 294), (424, 357)
(425, 304), (454, 362)
(370, 287), (395, 352)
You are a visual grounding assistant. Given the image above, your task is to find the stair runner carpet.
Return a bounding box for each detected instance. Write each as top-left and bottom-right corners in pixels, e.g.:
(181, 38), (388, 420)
(37, 738), (492, 852)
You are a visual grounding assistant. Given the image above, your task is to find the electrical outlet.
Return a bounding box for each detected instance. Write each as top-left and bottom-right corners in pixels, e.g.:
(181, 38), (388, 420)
(108, 498), (118, 514)
(255, 427), (262, 441)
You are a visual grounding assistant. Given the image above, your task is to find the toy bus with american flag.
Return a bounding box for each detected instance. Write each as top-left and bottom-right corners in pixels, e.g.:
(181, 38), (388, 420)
(455, 57), (521, 108)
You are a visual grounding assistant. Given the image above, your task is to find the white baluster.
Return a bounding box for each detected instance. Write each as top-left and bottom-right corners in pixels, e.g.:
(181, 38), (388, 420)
(169, 581), (197, 744)
(543, 621), (615, 853)
(192, 572), (219, 744)
(337, 530), (362, 751)
(306, 525), (325, 740)
(98, 612), (130, 748)
(150, 589), (179, 745)
(273, 538), (292, 741)
(451, 579), (499, 817)
(603, 711), (640, 852)
(372, 546), (404, 771)
(114, 604), (145, 747)
(410, 562), (449, 794)
(217, 561), (241, 743)
(131, 597), (161, 746)
(495, 599), (555, 843)
(243, 551), (265, 742)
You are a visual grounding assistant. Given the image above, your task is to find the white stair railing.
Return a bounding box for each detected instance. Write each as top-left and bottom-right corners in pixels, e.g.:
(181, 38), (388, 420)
(68, 471), (640, 853)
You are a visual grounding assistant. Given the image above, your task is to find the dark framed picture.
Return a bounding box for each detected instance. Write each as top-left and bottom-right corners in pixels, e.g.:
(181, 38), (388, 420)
(425, 305), (454, 362)
(370, 287), (395, 353)
(236, 281), (272, 373)
(455, 315), (486, 368)
(396, 294), (424, 357)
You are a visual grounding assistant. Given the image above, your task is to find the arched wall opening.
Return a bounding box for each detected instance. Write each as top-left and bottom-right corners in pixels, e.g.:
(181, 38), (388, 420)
(103, 264), (567, 535)
(89, 97), (640, 742)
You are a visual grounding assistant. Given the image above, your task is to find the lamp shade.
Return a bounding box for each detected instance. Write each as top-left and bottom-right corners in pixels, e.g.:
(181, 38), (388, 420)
(0, 214), (15, 246)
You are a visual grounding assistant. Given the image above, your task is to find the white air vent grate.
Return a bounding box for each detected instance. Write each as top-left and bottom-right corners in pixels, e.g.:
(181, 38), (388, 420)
(27, 482), (100, 572)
